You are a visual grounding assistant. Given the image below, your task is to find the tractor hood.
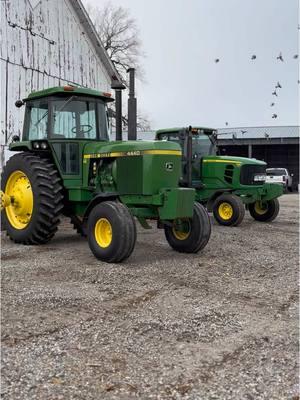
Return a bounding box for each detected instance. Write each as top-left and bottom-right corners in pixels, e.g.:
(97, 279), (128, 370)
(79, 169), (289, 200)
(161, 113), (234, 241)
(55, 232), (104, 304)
(83, 140), (182, 159)
(202, 155), (266, 166)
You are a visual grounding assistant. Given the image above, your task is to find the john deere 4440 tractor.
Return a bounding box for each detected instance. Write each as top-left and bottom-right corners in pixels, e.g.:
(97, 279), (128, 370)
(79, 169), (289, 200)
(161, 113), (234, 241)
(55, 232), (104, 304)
(1, 87), (211, 262)
(156, 127), (283, 226)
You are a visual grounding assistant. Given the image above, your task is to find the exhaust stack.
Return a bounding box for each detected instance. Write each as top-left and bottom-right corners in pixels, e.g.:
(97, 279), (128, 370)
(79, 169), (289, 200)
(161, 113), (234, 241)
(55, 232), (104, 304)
(111, 81), (126, 141)
(127, 68), (137, 140)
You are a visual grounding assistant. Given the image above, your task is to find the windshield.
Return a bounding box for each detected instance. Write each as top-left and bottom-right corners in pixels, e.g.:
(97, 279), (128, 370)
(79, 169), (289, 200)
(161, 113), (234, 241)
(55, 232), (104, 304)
(24, 97), (109, 140)
(192, 134), (215, 157)
(158, 132), (215, 156)
(52, 99), (108, 140)
(267, 169), (287, 176)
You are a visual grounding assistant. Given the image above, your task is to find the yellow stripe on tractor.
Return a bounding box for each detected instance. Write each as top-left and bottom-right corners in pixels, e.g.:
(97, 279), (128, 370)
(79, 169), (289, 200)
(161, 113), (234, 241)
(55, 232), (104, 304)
(203, 159), (242, 165)
(83, 149), (182, 159)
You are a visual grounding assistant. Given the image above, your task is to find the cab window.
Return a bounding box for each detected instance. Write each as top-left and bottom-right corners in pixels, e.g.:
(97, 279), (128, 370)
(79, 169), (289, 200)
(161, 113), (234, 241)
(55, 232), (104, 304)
(52, 99), (98, 139)
(24, 100), (49, 140)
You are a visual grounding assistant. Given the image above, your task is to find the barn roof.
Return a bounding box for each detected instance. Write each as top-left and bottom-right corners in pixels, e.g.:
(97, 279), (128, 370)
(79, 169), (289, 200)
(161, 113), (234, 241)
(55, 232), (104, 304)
(69, 0), (123, 89)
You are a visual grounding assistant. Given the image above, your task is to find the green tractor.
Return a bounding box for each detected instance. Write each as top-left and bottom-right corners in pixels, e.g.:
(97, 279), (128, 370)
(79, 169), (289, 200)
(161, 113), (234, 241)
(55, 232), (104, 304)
(156, 127), (283, 226)
(1, 87), (211, 263)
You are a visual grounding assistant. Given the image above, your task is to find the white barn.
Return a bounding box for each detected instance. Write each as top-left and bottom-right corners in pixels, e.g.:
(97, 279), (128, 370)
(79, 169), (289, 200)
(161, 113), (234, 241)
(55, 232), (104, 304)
(0, 0), (121, 165)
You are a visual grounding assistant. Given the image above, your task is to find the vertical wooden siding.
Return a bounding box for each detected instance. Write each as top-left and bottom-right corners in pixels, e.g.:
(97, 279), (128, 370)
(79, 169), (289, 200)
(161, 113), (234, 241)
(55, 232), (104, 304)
(0, 0), (111, 156)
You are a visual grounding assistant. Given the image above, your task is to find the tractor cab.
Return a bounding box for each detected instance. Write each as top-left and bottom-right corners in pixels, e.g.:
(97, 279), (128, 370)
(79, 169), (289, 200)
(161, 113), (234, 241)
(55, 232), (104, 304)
(156, 127), (217, 187)
(12, 86), (113, 177)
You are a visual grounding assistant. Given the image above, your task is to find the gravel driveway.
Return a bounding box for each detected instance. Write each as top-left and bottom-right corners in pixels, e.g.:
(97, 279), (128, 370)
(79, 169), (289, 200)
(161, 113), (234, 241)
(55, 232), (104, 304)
(1, 194), (299, 399)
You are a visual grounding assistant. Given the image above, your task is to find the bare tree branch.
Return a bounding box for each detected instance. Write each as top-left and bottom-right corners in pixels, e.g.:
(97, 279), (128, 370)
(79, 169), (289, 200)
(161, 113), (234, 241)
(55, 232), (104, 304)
(86, 2), (151, 131)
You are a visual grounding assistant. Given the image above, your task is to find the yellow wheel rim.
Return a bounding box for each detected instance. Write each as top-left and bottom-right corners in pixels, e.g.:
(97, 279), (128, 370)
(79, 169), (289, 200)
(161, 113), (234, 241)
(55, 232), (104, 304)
(94, 218), (112, 248)
(218, 202), (233, 220)
(172, 219), (191, 241)
(5, 170), (33, 230)
(254, 202), (268, 215)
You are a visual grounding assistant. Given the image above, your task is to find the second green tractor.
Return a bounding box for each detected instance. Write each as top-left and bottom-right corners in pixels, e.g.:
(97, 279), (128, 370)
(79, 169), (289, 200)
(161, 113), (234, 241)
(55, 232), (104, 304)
(156, 127), (283, 227)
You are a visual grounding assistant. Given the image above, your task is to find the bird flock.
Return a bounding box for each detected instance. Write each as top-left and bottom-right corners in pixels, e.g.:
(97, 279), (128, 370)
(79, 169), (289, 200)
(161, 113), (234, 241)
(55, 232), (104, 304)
(215, 51), (299, 126)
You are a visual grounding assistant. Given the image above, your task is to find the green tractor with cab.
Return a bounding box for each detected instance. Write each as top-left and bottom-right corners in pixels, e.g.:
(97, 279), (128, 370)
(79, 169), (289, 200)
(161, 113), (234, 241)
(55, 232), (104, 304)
(1, 87), (211, 263)
(156, 127), (283, 226)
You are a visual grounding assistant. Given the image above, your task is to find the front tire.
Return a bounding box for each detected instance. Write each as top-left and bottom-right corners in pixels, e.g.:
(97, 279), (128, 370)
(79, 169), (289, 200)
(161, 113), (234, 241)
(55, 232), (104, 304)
(213, 193), (245, 226)
(87, 201), (136, 263)
(164, 202), (211, 253)
(248, 199), (280, 222)
(1, 153), (63, 244)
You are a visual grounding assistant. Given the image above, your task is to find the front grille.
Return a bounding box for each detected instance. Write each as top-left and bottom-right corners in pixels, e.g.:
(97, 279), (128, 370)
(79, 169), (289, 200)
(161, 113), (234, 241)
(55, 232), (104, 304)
(240, 164), (266, 185)
(224, 164), (234, 184)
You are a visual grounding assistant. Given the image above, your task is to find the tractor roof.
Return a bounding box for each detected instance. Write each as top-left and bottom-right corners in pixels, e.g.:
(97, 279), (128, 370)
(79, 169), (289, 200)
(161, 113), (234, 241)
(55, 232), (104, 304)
(24, 86), (114, 102)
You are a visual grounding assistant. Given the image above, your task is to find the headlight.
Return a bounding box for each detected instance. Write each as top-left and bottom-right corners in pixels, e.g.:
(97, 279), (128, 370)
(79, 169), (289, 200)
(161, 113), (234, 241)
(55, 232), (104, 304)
(41, 142), (48, 149)
(33, 141), (48, 149)
(253, 174), (266, 182)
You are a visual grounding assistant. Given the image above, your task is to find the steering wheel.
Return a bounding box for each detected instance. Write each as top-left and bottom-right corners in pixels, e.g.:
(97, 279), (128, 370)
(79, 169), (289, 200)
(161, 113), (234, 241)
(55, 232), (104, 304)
(71, 124), (93, 137)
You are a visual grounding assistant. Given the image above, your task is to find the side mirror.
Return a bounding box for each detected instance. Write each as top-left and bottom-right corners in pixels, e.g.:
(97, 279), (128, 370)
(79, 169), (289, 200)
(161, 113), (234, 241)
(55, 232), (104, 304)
(12, 135), (20, 142)
(15, 100), (24, 108)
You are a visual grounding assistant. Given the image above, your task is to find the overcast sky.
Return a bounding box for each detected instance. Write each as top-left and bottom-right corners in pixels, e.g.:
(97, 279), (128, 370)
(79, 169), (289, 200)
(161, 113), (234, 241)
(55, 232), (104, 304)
(83, 0), (299, 130)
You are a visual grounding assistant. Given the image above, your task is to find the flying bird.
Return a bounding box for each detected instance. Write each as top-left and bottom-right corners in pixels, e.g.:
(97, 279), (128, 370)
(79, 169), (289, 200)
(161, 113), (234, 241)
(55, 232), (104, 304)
(264, 132), (270, 139)
(241, 130), (247, 134)
(251, 55), (256, 60)
(272, 90), (278, 97)
(277, 52), (284, 62)
(270, 102), (275, 107)
(225, 122), (228, 126)
(215, 58), (220, 63)
(272, 114), (278, 119)
(293, 54), (298, 59)
(275, 81), (282, 89)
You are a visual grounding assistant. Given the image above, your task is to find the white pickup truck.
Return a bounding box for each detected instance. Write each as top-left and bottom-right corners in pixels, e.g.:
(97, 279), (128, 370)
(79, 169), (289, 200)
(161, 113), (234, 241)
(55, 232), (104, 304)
(266, 168), (293, 191)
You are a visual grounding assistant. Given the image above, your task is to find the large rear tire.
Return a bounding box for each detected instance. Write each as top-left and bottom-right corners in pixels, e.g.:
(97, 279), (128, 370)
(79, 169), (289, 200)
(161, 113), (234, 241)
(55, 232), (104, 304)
(1, 153), (63, 244)
(248, 199), (280, 222)
(164, 202), (211, 253)
(87, 201), (136, 263)
(213, 193), (245, 227)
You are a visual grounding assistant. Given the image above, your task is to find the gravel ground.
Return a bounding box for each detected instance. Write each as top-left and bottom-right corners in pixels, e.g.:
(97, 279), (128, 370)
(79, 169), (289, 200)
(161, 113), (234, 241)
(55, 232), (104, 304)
(1, 194), (299, 400)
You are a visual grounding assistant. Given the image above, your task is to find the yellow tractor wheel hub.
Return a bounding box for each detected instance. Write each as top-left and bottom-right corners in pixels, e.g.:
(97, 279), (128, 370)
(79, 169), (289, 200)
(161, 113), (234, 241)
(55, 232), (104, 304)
(1, 191), (11, 209)
(218, 202), (233, 220)
(172, 219), (191, 241)
(254, 202), (268, 215)
(4, 171), (34, 229)
(94, 218), (113, 248)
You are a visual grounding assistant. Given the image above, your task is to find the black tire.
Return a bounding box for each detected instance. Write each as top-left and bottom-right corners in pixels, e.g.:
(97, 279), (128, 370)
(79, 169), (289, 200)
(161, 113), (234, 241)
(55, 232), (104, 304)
(248, 198), (280, 222)
(213, 193), (245, 226)
(164, 202), (211, 253)
(87, 201), (136, 263)
(1, 153), (63, 244)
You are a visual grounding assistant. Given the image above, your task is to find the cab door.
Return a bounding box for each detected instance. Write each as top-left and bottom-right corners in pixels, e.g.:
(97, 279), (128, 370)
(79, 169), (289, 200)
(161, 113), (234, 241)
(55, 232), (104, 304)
(49, 97), (98, 184)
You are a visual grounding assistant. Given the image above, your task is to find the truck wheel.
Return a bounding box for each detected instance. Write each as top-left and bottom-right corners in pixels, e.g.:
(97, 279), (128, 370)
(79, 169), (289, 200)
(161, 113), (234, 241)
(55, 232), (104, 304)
(212, 194), (245, 226)
(248, 199), (280, 222)
(1, 153), (63, 244)
(164, 202), (211, 253)
(87, 201), (136, 263)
